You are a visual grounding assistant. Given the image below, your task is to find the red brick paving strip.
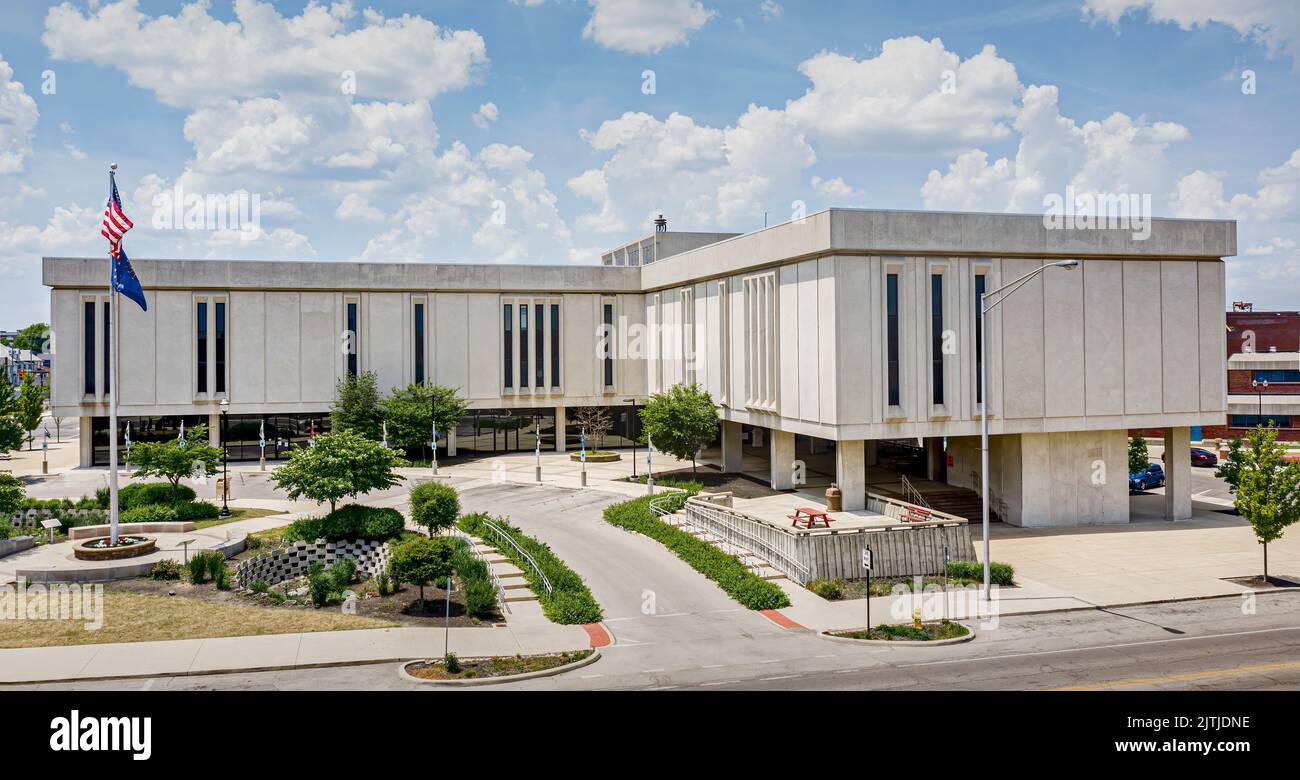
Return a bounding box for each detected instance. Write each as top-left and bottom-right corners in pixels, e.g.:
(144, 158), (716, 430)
(583, 622), (613, 647)
(759, 610), (806, 630)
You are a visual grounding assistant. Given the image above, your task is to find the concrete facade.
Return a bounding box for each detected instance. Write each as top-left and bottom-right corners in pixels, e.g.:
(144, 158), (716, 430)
(44, 208), (1234, 527)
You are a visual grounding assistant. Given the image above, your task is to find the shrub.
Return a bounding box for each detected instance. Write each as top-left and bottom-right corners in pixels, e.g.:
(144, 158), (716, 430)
(444, 652), (461, 674)
(266, 590), (285, 605)
(409, 481), (460, 536)
(458, 513), (601, 624)
(186, 551), (222, 584)
(213, 564), (230, 591)
(205, 551), (226, 582)
(947, 560), (1015, 586)
(171, 501), (221, 522)
(389, 535), (454, 604)
(249, 579), (270, 594)
(100, 482), (197, 510)
(602, 495), (789, 611)
(807, 578), (844, 600)
(307, 564), (333, 607)
(148, 559), (183, 580)
(376, 571), (393, 596)
(331, 557), (357, 591)
(463, 578), (497, 618)
(282, 505), (405, 543)
(119, 504), (179, 524)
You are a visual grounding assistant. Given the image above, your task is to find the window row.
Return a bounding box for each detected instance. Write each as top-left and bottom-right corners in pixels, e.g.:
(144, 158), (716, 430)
(502, 297), (562, 392)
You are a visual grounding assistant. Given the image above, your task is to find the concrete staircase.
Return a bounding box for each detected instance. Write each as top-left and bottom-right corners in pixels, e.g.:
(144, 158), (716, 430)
(473, 543), (540, 605)
(876, 484), (1001, 524)
(670, 514), (788, 581)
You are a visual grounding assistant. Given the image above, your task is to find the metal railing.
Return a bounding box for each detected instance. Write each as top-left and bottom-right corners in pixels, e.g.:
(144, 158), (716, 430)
(899, 474), (932, 509)
(449, 527), (510, 615)
(682, 499), (811, 583)
(478, 518), (553, 598)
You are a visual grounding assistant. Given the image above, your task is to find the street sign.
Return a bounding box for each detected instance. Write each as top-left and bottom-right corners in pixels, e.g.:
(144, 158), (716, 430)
(861, 547), (873, 571)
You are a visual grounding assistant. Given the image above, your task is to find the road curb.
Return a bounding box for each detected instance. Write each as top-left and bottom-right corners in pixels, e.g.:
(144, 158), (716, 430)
(398, 648), (601, 686)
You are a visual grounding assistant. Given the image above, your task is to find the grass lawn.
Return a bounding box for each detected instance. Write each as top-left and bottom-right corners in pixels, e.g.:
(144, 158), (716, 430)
(192, 507), (286, 529)
(0, 590), (396, 648)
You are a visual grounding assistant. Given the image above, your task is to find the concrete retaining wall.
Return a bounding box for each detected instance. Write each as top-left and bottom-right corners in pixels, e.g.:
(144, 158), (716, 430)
(9, 507), (106, 530)
(234, 538), (391, 590)
(68, 521), (196, 540)
(0, 536), (35, 559)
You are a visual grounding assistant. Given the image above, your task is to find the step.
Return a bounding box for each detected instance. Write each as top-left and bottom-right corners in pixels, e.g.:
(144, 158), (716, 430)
(504, 590), (540, 603)
(501, 579), (531, 591)
(490, 562), (525, 578)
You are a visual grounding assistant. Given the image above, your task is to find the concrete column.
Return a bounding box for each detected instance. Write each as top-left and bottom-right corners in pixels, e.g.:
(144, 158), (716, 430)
(554, 406), (566, 452)
(751, 427), (764, 448)
(769, 429), (796, 490)
(208, 414), (221, 447)
(925, 437), (946, 482)
(836, 439), (866, 511)
(447, 428), (457, 458)
(721, 420), (743, 473)
(78, 416), (93, 467)
(1163, 426), (1192, 521)
(865, 439), (878, 467)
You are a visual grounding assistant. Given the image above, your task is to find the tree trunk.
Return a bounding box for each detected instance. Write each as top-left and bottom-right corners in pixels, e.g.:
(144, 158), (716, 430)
(1264, 542), (1269, 582)
(329, 500), (337, 513)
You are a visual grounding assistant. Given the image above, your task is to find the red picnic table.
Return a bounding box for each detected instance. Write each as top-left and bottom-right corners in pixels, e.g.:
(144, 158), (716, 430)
(788, 506), (833, 529)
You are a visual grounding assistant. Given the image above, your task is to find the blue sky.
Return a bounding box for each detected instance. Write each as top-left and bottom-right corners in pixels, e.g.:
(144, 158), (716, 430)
(1, 0), (1299, 327)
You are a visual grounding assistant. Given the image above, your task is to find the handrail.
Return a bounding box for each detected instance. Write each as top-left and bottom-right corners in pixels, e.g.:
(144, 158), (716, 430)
(479, 518), (553, 598)
(899, 474), (933, 510)
(449, 527), (510, 615)
(683, 498), (811, 582)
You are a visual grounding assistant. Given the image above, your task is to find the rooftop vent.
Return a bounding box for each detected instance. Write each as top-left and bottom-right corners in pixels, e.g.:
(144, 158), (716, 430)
(1270, 346), (1278, 352)
(653, 214), (668, 232)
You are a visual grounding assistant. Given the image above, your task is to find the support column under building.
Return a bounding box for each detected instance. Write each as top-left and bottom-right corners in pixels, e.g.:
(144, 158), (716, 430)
(721, 420), (743, 473)
(1164, 426), (1192, 521)
(836, 439), (866, 511)
(79, 416), (93, 467)
(554, 406), (566, 453)
(447, 428), (457, 458)
(769, 429), (796, 490)
(925, 437), (946, 482)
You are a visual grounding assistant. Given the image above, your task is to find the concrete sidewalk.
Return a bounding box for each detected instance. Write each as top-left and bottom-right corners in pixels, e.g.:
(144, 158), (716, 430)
(0, 612), (592, 684)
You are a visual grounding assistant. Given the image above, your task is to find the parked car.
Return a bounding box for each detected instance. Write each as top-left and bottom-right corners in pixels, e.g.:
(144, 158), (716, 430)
(1129, 463), (1165, 492)
(1190, 447), (1218, 467)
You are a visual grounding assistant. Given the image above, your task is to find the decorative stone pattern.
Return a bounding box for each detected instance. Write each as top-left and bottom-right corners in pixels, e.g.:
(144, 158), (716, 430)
(9, 508), (105, 530)
(234, 538), (392, 590)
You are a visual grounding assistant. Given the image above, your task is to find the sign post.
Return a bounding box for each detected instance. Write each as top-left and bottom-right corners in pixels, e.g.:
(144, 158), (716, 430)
(942, 543), (950, 622)
(862, 545), (873, 632)
(580, 427), (587, 487)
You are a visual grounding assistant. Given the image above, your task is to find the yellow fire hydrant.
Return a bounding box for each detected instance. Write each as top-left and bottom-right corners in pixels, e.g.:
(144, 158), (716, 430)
(912, 607), (923, 630)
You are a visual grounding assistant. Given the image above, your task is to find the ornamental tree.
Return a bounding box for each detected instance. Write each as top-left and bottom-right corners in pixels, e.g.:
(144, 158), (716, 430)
(389, 535), (454, 606)
(639, 382), (720, 477)
(15, 373), (46, 451)
(129, 424), (223, 502)
(409, 480), (460, 537)
(0, 380), (24, 454)
(270, 429), (406, 512)
(1127, 435), (1150, 475)
(380, 383), (468, 456)
(330, 370), (384, 441)
(0, 473), (24, 536)
(571, 405), (613, 451)
(1216, 425), (1300, 580)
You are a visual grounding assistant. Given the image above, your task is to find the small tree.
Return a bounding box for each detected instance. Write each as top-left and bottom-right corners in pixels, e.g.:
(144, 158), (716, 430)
(129, 424), (223, 502)
(571, 406), (613, 451)
(15, 373), (46, 451)
(1216, 425), (1300, 581)
(410, 481), (460, 537)
(0, 473), (25, 534)
(331, 370), (384, 441)
(11, 323), (50, 353)
(0, 381), (24, 454)
(380, 383), (469, 458)
(639, 382), (720, 477)
(270, 429), (406, 512)
(52, 416), (63, 443)
(1128, 435), (1150, 475)
(389, 535), (454, 607)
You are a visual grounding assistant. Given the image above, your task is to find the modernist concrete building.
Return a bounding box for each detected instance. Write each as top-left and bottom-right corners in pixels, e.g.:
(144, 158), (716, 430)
(44, 209), (1235, 527)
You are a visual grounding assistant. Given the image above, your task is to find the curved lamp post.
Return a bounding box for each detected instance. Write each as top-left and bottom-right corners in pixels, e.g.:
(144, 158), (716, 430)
(979, 259), (1078, 599)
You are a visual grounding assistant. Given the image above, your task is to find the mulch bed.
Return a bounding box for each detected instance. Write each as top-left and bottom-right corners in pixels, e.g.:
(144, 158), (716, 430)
(1224, 575), (1300, 590)
(406, 650), (592, 680)
(636, 465), (781, 499)
(830, 621), (969, 642)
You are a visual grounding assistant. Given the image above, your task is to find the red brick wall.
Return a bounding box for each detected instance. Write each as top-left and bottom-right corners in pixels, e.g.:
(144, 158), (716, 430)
(1227, 311), (1300, 357)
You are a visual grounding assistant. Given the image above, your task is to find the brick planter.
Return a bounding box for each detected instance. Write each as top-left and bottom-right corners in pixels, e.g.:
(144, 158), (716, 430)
(73, 536), (157, 561)
(570, 452), (621, 463)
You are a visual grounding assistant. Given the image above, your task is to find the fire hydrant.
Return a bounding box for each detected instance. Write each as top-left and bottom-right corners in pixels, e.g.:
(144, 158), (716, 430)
(913, 607), (924, 630)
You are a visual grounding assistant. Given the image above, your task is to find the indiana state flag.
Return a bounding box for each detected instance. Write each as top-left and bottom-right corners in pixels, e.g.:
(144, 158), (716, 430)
(111, 247), (148, 312)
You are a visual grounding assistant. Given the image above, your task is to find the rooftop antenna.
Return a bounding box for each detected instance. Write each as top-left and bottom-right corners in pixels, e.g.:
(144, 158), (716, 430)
(653, 214), (667, 232)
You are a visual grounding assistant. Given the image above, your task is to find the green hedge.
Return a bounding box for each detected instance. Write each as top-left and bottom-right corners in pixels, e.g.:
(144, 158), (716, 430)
(283, 504), (406, 543)
(117, 500), (221, 525)
(457, 512), (602, 625)
(448, 536), (498, 619)
(20, 496), (100, 511)
(96, 482), (197, 510)
(946, 560), (1015, 586)
(602, 494), (790, 611)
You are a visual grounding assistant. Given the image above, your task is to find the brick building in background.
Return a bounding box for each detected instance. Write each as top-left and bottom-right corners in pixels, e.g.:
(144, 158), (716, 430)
(1202, 308), (1300, 442)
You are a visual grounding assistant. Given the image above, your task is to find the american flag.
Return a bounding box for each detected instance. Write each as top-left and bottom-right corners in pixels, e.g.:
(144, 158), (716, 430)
(101, 173), (133, 258)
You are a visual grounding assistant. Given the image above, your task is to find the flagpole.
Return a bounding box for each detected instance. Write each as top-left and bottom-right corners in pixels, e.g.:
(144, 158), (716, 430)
(107, 164), (121, 546)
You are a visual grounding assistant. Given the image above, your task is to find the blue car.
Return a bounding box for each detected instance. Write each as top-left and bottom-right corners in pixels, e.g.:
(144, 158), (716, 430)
(1129, 463), (1165, 492)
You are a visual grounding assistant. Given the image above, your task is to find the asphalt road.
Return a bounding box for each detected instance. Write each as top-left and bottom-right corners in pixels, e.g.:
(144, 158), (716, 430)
(12, 481), (1300, 692)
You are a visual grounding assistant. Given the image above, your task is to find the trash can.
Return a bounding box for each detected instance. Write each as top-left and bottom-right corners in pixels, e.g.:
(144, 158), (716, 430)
(825, 483), (842, 512)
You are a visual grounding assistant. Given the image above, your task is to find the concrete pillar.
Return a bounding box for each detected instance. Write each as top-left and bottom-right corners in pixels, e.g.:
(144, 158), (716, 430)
(836, 439), (866, 511)
(751, 427), (764, 448)
(1163, 426), (1192, 521)
(721, 420), (743, 473)
(769, 429), (796, 490)
(208, 414), (221, 447)
(447, 428), (457, 458)
(865, 439), (878, 467)
(554, 406), (566, 452)
(78, 416), (93, 467)
(925, 437), (945, 482)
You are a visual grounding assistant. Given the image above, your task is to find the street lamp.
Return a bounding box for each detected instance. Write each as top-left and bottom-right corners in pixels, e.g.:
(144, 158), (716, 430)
(623, 398), (638, 478)
(534, 414), (542, 483)
(1251, 379), (1269, 425)
(429, 392), (438, 476)
(219, 398), (231, 518)
(979, 259), (1078, 599)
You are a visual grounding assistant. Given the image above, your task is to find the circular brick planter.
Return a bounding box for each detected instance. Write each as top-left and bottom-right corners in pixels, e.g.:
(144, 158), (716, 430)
(818, 623), (976, 646)
(399, 649), (600, 686)
(73, 535), (157, 561)
(570, 452), (621, 463)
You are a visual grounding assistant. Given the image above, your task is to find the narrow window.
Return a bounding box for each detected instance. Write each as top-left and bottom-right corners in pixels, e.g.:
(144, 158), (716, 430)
(503, 304), (513, 388)
(346, 302), (358, 376)
(196, 301), (208, 394)
(535, 302), (545, 389)
(414, 302), (425, 385)
(603, 302), (614, 388)
(103, 303), (111, 394)
(886, 274), (899, 407)
(215, 301), (227, 394)
(975, 274), (986, 404)
(83, 301), (95, 395)
(931, 273), (944, 405)
(550, 303), (560, 389)
(519, 304), (529, 388)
